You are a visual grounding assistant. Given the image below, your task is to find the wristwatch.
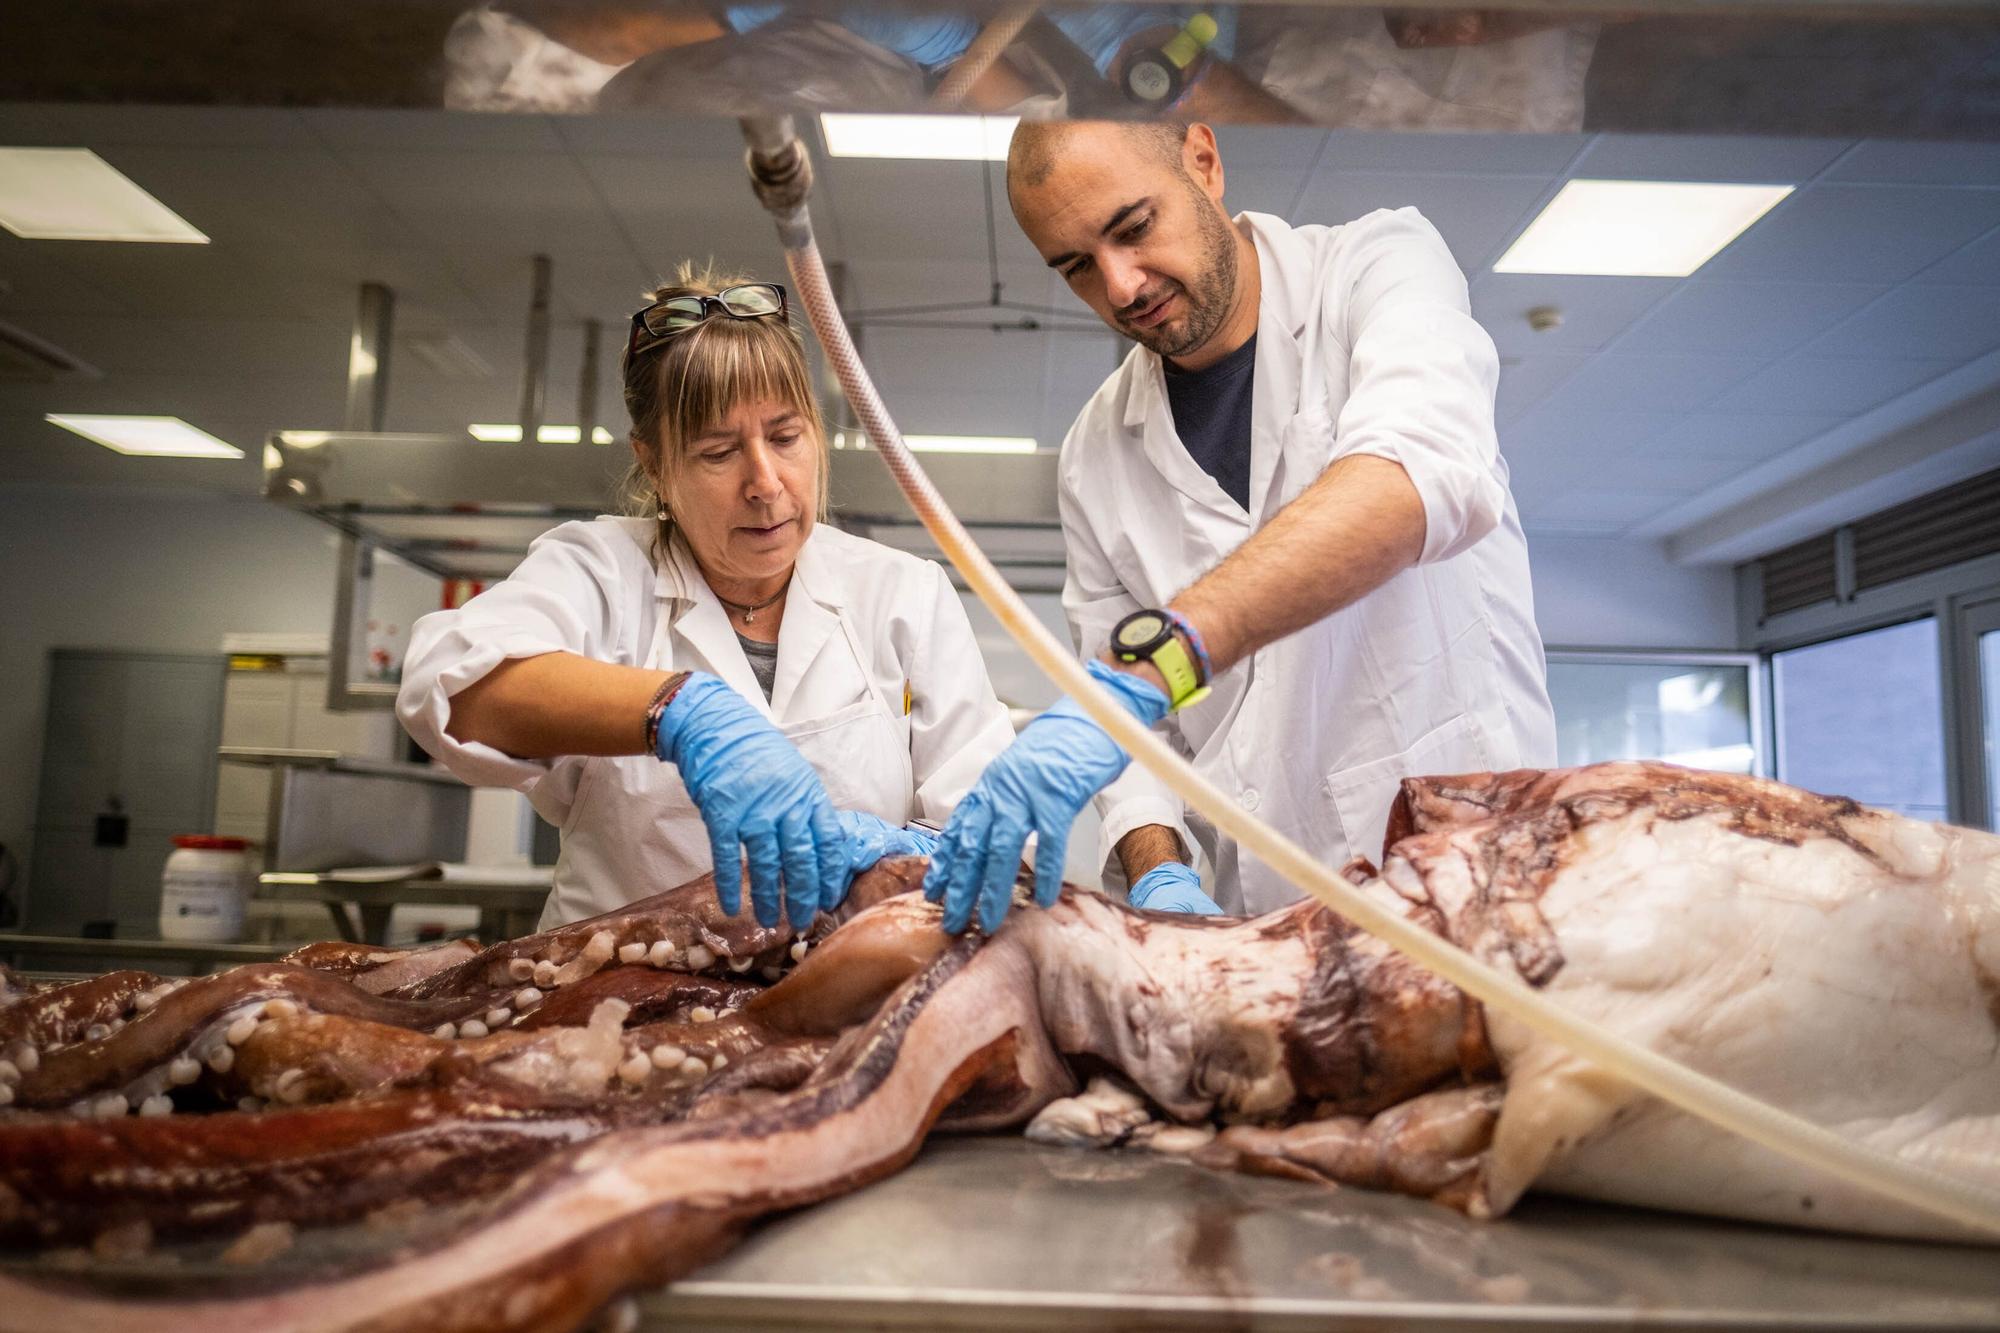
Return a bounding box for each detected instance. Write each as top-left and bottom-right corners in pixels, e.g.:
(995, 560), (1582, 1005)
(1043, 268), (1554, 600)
(1109, 608), (1211, 712)
(1117, 13), (1218, 107)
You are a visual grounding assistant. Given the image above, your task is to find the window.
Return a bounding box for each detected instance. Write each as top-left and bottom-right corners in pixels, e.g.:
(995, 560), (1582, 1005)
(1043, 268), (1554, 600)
(1772, 619), (1947, 820)
(1547, 654), (1760, 773)
(1982, 626), (2000, 830)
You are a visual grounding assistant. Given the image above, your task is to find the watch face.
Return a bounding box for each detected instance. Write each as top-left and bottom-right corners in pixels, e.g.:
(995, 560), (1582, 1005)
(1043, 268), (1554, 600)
(1126, 58), (1173, 104)
(1115, 611), (1167, 651)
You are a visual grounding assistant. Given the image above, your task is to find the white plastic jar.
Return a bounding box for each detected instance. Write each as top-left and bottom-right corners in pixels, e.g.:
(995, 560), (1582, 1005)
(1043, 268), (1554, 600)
(160, 836), (251, 942)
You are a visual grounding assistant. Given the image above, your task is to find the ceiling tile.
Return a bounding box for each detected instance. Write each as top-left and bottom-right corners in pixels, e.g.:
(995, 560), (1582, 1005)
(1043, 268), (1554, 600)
(1710, 355), (1958, 415)
(1224, 167), (1311, 223)
(39, 245), (301, 319)
(1516, 488), (1681, 531)
(1472, 273), (1677, 356)
(1495, 352), (1588, 425)
(819, 160), (1000, 264)
(1500, 406), (1680, 458)
(1914, 225), (2000, 286)
(1827, 140), (2000, 186)
(1652, 411), (1845, 461)
(340, 149), (633, 257)
(1701, 184), (2000, 284)
(0, 247), (114, 317)
(1318, 132), (1583, 176)
(1535, 352), (1758, 414)
(305, 109), (569, 155)
(16, 316), (346, 378)
(1211, 125), (1329, 170)
(444, 252), (652, 324)
(1800, 283), (2000, 361)
(552, 113), (751, 160)
(1571, 134), (1851, 183)
(864, 324), (1048, 395)
(1612, 279), (1888, 357)
(275, 248), (491, 324)
(1541, 447), (1749, 494)
(1293, 172), (1554, 271)
(80, 144), (413, 259)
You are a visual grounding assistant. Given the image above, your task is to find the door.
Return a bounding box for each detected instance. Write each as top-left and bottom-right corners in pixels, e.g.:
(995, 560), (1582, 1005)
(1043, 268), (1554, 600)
(29, 651), (226, 936)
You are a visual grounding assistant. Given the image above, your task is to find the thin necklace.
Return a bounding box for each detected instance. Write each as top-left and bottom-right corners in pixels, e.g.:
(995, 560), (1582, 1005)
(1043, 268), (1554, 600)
(713, 584), (786, 625)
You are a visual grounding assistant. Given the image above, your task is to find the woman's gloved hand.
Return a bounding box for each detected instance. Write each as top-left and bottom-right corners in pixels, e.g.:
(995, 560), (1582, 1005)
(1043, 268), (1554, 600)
(835, 810), (940, 889)
(924, 658), (1169, 935)
(654, 673), (846, 931)
(1127, 860), (1222, 915)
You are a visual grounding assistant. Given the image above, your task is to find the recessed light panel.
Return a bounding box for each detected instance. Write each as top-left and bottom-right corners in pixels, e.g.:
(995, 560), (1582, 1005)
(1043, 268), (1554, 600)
(1494, 180), (1793, 277)
(820, 114), (1017, 161)
(0, 149), (208, 243)
(469, 424), (616, 444)
(48, 414), (242, 458)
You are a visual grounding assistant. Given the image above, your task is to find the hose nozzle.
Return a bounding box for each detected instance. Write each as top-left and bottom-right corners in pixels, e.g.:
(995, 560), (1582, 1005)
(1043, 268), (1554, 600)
(740, 116), (814, 214)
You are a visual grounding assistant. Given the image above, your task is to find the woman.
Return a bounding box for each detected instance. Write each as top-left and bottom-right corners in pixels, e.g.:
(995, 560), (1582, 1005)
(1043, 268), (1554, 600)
(398, 267), (1015, 932)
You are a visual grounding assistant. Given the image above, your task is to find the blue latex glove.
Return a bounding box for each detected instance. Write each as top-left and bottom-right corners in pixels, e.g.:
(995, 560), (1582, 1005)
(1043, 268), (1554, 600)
(835, 810), (940, 889)
(655, 673), (846, 931)
(1127, 860), (1222, 915)
(924, 658), (1170, 935)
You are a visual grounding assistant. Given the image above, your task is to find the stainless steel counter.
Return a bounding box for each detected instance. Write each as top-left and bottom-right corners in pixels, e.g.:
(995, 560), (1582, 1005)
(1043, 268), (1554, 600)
(644, 1138), (2000, 1331)
(258, 871), (547, 944)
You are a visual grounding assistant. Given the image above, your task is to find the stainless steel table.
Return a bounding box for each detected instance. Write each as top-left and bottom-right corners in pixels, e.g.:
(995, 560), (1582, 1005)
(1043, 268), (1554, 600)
(0, 934), (289, 974)
(258, 872), (547, 944)
(644, 1138), (2000, 1331)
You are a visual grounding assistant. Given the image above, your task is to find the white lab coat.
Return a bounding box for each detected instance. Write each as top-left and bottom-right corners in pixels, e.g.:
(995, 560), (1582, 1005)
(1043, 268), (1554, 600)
(1059, 209), (1556, 917)
(398, 517), (1015, 926)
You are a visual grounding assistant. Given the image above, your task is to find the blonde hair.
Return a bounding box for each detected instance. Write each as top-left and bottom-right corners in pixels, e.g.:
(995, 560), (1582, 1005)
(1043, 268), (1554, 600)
(620, 260), (830, 554)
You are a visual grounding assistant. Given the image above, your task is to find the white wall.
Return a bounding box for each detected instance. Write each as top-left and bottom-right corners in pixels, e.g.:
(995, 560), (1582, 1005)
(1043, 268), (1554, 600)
(0, 484), (348, 872)
(1527, 533), (1738, 650)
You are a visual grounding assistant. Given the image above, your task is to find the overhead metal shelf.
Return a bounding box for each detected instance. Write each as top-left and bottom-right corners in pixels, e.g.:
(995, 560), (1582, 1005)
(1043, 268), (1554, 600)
(264, 429), (1069, 705)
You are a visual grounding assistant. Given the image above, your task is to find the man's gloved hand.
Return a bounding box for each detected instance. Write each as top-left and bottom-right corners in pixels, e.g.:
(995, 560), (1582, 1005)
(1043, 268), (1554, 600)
(835, 810), (940, 890)
(924, 658), (1169, 935)
(1127, 859), (1222, 915)
(655, 673), (846, 932)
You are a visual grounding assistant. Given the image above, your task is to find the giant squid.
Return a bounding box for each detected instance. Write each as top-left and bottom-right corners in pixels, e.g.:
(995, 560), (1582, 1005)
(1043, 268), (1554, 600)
(0, 761), (1992, 1331)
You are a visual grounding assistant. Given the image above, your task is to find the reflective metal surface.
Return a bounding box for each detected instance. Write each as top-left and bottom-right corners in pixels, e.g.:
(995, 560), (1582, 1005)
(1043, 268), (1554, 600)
(4, 1), (1998, 140)
(648, 1137), (2000, 1330)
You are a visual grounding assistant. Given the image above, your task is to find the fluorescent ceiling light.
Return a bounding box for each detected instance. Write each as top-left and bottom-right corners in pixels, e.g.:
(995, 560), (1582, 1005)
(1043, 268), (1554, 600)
(0, 148), (208, 243)
(47, 414), (242, 458)
(834, 431), (1037, 454)
(1493, 180), (1793, 278)
(820, 114), (1017, 161)
(470, 423), (615, 444)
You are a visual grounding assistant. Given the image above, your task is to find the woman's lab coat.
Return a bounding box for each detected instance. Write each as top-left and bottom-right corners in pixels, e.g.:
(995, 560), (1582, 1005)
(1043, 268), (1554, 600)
(1058, 208), (1556, 917)
(399, 517), (1015, 926)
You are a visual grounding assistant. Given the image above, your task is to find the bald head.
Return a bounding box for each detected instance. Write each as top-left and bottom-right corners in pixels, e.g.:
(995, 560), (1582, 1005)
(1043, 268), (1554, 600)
(1003, 120), (1248, 366)
(1006, 120), (1191, 201)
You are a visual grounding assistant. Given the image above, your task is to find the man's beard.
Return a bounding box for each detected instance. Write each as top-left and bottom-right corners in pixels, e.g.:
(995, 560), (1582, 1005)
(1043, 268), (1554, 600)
(1117, 197), (1239, 361)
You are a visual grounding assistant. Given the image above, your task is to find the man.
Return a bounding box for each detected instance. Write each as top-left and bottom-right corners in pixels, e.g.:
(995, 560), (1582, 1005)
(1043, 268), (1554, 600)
(923, 119), (1555, 934)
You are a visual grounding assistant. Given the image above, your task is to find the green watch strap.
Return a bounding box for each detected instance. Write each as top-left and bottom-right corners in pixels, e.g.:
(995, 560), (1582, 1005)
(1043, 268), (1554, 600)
(1150, 635), (1211, 713)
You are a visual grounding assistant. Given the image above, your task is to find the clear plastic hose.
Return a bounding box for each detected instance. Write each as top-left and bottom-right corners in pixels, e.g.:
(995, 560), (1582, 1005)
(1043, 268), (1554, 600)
(740, 119), (2000, 1240)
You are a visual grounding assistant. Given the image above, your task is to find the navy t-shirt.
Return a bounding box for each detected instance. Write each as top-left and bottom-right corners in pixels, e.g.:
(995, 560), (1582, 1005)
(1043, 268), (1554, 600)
(1162, 332), (1256, 512)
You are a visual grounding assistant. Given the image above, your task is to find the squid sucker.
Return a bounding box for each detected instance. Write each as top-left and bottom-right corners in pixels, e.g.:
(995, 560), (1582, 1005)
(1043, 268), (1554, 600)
(0, 762), (1994, 1331)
